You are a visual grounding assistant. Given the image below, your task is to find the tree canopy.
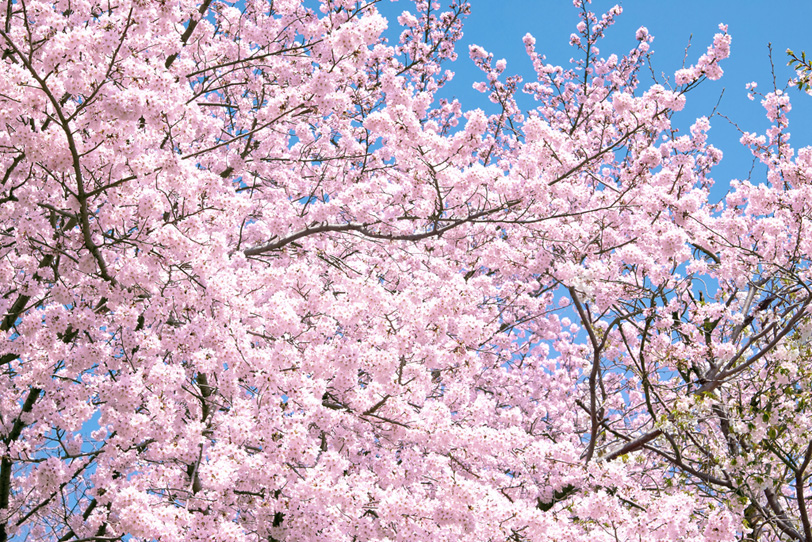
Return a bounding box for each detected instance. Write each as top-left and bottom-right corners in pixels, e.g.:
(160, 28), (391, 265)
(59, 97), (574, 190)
(0, 0), (811, 540)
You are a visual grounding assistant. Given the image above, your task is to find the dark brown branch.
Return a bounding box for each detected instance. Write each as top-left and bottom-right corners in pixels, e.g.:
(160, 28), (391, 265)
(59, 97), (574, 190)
(0, 152), (24, 186)
(569, 288), (601, 463)
(796, 442), (812, 542)
(165, 0), (214, 69)
(764, 487), (803, 541)
(604, 429), (663, 462)
(244, 201), (520, 256)
(0, 387), (42, 542)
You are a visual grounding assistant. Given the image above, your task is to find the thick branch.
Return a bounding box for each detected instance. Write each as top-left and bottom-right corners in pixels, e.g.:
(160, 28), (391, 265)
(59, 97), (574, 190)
(604, 429), (663, 462)
(244, 202), (520, 256)
(165, 0), (213, 69)
(796, 442), (812, 542)
(0, 387), (42, 542)
(569, 288), (601, 463)
(764, 487), (804, 541)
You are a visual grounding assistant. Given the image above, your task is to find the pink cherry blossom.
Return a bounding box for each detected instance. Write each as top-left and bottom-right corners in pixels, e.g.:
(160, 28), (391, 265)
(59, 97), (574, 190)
(1, 0), (811, 541)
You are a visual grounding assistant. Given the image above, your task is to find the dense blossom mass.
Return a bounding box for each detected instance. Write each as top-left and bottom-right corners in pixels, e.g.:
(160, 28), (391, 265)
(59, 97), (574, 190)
(0, 0), (810, 540)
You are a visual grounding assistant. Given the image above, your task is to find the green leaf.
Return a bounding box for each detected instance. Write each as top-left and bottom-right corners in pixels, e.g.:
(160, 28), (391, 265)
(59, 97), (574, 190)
(537, 484), (577, 512)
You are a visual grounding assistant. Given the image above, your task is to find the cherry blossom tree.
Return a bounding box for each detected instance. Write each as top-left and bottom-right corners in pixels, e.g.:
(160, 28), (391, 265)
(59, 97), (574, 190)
(0, 0), (810, 539)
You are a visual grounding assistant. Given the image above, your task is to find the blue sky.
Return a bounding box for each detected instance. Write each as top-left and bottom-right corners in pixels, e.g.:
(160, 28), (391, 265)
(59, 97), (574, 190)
(379, 0), (812, 201)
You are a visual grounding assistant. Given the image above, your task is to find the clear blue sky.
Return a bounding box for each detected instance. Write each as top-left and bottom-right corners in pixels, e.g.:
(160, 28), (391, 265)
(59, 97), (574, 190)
(379, 0), (812, 201)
